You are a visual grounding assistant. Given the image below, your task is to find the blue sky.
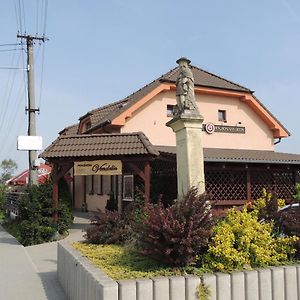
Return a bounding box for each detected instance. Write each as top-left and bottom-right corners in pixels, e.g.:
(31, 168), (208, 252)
(0, 0), (299, 173)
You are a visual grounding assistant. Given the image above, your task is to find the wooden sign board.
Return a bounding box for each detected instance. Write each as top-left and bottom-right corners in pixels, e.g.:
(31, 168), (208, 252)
(74, 160), (122, 176)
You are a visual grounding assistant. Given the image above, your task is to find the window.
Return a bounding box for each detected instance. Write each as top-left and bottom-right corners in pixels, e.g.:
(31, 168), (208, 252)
(218, 110), (227, 122)
(85, 121), (92, 131)
(86, 175), (94, 194)
(167, 104), (175, 117)
(123, 175), (134, 201)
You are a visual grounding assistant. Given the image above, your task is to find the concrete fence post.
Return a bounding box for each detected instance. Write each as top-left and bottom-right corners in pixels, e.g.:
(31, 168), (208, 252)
(169, 276), (185, 300)
(152, 277), (169, 300)
(244, 270), (259, 300)
(258, 269), (272, 300)
(136, 279), (153, 300)
(231, 271), (245, 300)
(202, 274), (217, 300)
(216, 273), (231, 300)
(118, 280), (136, 300)
(284, 266), (297, 300)
(271, 267), (285, 300)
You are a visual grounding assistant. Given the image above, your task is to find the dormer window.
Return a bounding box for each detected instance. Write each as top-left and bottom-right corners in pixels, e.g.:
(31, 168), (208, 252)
(85, 121), (92, 131)
(218, 110), (227, 122)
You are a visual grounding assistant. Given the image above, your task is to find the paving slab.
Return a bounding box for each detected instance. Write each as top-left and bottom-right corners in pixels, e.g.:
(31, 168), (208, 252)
(0, 211), (91, 300)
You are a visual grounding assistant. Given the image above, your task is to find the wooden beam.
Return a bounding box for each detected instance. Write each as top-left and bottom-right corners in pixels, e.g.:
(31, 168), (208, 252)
(52, 164), (59, 225)
(127, 162), (146, 181)
(246, 168), (251, 201)
(144, 161), (151, 202)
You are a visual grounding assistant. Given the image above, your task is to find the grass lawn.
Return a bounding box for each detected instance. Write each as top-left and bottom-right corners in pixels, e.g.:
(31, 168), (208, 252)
(73, 242), (207, 280)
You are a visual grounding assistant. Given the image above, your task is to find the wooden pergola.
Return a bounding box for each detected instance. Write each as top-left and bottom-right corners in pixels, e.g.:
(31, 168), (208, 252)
(40, 132), (159, 225)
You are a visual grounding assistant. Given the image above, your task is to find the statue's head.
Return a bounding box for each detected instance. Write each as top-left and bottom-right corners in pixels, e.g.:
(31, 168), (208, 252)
(176, 57), (191, 68)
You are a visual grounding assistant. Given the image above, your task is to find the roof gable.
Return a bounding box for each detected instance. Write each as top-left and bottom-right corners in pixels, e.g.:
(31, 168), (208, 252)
(41, 132), (159, 159)
(72, 61), (289, 139)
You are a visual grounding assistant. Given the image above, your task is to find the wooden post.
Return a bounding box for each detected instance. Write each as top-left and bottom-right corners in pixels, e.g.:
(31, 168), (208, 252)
(53, 166), (59, 225)
(144, 161), (151, 202)
(246, 168), (251, 201)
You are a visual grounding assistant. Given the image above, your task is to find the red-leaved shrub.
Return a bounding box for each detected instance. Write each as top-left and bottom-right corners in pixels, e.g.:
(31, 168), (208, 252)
(84, 210), (130, 245)
(136, 188), (213, 266)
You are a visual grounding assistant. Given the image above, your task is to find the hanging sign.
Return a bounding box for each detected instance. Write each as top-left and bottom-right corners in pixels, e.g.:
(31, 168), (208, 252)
(74, 160), (122, 176)
(17, 136), (43, 150)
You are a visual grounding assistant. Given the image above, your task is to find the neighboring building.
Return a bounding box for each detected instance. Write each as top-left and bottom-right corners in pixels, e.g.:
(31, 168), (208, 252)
(41, 62), (300, 213)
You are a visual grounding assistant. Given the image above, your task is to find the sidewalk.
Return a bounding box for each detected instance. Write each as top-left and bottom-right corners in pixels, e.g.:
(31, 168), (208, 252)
(0, 225), (49, 300)
(0, 211), (91, 300)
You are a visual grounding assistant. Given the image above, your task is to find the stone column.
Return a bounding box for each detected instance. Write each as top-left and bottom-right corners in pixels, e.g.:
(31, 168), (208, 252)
(166, 57), (205, 200)
(167, 115), (205, 199)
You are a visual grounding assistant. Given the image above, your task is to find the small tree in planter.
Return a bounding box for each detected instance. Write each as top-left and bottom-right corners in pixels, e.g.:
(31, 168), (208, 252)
(136, 188), (213, 267)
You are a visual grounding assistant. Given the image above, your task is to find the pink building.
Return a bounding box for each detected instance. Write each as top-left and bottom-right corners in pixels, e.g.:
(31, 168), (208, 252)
(41, 61), (300, 213)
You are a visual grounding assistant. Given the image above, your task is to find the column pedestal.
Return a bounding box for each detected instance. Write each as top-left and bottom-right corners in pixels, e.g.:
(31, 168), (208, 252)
(166, 114), (205, 200)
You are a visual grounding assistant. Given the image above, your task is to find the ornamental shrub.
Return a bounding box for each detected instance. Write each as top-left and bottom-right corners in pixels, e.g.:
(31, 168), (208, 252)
(85, 189), (147, 246)
(293, 183), (300, 202)
(205, 208), (298, 272)
(84, 210), (131, 245)
(251, 189), (285, 223)
(17, 179), (73, 246)
(136, 188), (213, 267)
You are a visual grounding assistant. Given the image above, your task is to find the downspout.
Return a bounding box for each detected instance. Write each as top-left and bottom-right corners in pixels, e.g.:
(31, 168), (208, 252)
(274, 138), (281, 145)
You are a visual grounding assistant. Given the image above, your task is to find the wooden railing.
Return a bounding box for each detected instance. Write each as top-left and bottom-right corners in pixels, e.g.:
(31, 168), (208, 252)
(5, 192), (25, 217)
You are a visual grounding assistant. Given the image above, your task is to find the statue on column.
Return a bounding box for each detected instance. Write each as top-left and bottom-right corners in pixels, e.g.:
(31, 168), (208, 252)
(174, 57), (200, 116)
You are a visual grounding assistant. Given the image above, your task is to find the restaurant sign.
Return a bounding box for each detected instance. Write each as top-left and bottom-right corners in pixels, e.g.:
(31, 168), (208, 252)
(74, 160), (122, 176)
(203, 124), (245, 134)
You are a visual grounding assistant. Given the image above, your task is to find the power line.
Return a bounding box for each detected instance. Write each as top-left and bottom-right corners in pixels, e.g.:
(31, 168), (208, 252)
(0, 67), (26, 70)
(0, 48), (24, 52)
(0, 43), (22, 47)
(21, 0), (26, 33)
(36, 0), (40, 35)
(43, 0), (48, 35)
(17, 0), (23, 34)
(14, 0), (20, 33)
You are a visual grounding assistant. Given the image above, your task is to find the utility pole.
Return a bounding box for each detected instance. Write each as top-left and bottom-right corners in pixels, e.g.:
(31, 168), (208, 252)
(17, 34), (47, 185)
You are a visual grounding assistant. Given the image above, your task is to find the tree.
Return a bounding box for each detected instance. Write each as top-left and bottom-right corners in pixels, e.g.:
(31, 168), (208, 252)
(0, 159), (17, 182)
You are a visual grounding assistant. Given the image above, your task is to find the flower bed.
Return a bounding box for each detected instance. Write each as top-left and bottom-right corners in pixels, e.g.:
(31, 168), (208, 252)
(58, 241), (300, 300)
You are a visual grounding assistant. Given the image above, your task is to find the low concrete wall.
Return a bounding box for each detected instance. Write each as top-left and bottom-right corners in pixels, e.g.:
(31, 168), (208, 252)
(58, 241), (300, 300)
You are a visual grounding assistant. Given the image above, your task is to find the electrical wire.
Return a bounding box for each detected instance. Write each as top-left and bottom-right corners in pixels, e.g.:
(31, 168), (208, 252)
(0, 48), (24, 52)
(0, 43), (22, 47)
(0, 51), (22, 133)
(17, 0), (23, 34)
(14, 0), (20, 33)
(43, 0), (48, 36)
(36, 0), (40, 35)
(21, 0), (26, 33)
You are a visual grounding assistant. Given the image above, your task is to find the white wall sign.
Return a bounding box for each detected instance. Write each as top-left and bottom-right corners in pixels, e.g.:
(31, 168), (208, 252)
(17, 136), (43, 151)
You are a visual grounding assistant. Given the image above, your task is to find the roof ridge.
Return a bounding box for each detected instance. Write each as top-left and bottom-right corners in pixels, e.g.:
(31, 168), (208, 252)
(79, 98), (129, 120)
(190, 64), (252, 92)
(60, 132), (143, 139)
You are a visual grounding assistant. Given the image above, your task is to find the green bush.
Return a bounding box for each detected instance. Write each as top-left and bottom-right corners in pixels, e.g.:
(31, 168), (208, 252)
(205, 208), (298, 271)
(136, 188), (213, 267)
(293, 183), (300, 202)
(17, 179), (73, 246)
(0, 184), (7, 218)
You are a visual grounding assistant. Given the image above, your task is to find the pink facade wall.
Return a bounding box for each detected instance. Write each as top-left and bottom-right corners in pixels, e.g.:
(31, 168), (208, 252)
(121, 90), (274, 151)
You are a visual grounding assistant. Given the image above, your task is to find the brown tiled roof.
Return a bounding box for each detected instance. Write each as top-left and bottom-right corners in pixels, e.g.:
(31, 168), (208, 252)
(160, 65), (251, 92)
(81, 64), (252, 133)
(41, 132), (159, 159)
(155, 146), (300, 165)
(59, 124), (79, 136)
